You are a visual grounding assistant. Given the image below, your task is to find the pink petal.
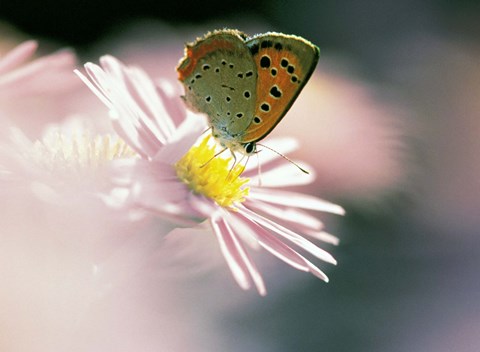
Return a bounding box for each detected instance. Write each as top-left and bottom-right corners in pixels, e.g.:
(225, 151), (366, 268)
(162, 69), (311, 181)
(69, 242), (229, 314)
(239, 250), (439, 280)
(0, 49), (76, 90)
(245, 199), (324, 231)
(119, 67), (171, 144)
(126, 66), (176, 138)
(133, 117), (165, 156)
(238, 206), (337, 265)
(242, 153), (288, 180)
(304, 230), (340, 245)
(243, 137), (300, 174)
(306, 261), (329, 282)
(74, 68), (113, 109)
(155, 80), (187, 127)
(231, 212), (311, 272)
(109, 117), (149, 158)
(247, 162), (315, 187)
(221, 217), (266, 296)
(100, 56), (176, 143)
(219, 209), (260, 249)
(110, 158), (206, 221)
(0, 41), (37, 75)
(249, 188), (346, 215)
(210, 215), (251, 291)
(154, 114), (205, 164)
(80, 63), (164, 157)
(135, 202), (200, 226)
(78, 56), (199, 161)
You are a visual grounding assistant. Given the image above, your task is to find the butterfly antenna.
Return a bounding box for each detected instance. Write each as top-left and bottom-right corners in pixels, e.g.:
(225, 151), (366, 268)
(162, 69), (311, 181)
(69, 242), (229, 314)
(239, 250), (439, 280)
(200, 147), (228, 168)
(255, 149), (262, 186)
(256, 143), (309, 174)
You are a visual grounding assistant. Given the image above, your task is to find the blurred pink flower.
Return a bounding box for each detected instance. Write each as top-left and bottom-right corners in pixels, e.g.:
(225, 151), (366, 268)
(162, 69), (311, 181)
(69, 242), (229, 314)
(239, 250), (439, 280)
(0, 40), (100, 137)
(0, 42), (214, 349)
(271, 68), (408, 201)
(0, 121), (152, 351)
(77, 55), (345, 295)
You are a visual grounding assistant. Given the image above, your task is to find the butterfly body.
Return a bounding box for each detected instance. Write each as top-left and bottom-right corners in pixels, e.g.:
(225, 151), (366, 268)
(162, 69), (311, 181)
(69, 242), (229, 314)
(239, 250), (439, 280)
(177, 29), (319, 155)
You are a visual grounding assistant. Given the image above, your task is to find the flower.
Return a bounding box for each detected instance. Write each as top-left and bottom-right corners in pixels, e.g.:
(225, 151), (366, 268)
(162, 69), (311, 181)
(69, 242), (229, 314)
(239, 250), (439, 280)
(0, 40), (84, 136)
(77, 55), (345, 295)
(0, 46), (209, 350)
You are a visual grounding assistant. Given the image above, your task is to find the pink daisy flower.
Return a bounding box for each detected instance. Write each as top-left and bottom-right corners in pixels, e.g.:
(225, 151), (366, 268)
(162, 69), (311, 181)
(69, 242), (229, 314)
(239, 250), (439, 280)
(76, 55), (345, 296)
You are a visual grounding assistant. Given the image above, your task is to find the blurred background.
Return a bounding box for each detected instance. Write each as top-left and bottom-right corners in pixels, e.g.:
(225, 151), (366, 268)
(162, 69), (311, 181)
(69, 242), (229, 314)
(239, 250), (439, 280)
(1, 1), (480, 351)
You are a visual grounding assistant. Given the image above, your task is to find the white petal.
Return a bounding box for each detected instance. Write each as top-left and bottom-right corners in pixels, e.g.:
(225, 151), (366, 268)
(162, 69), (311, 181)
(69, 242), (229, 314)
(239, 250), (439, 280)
(222, 218), (266, 296)
(238, 206), (337, 265)
(248, 162), (315, 187)
(304, 230), (340, 245)
(0, 40), (37, 75)
(99, 56), (176, 143)
(209, 212), (269, 295)
(245, 199), (324, 231)
(154, 113), (205, 164)
(210, 215), (251, 291)
(223, 210), (260, 249)
(244, 137), (300, 172)
(123, 65), (175, 141)
(155, 80), (187, 127)
(74, 68), (113, 109)
(233, 212), (310, 272)
(306, 261), (329, 282)
(249, 188), (346, 215)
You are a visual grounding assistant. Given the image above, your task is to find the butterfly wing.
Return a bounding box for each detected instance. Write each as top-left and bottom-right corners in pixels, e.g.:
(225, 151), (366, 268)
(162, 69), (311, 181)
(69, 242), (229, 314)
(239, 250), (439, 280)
(176, 30), (257, 136)
(241, 33), (320, 143)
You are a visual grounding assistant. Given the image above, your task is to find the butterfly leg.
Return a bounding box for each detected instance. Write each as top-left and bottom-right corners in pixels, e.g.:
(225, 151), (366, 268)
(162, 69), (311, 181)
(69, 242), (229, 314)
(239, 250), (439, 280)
(200, 146), (228, 168)
(226, 150), (239, 180)
(201, 126), (213, 136)
(227, 150), (249, 180)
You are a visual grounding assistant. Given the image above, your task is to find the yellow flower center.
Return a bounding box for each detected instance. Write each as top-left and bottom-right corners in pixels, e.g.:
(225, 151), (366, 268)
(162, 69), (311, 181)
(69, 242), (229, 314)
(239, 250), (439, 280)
(175, 137), (250, 208)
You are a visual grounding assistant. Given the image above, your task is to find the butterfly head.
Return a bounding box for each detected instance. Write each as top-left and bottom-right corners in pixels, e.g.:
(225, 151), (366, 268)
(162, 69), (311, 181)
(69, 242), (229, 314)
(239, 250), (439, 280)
(242, 142), (257, 155)
(212, 126), (257, 156)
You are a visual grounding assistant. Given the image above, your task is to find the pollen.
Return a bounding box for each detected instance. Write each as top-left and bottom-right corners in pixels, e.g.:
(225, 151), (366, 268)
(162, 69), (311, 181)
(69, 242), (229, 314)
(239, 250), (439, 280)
(175, 137), (250, 208)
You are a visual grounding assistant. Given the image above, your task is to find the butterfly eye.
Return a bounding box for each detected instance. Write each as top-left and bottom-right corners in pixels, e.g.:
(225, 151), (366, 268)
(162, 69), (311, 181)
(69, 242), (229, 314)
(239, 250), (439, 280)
(243, 142), (256, 155)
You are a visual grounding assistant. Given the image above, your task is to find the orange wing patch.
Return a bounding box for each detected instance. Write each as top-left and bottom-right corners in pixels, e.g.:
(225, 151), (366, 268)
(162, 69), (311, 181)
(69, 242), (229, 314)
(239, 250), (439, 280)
(242, 48), (305, 143)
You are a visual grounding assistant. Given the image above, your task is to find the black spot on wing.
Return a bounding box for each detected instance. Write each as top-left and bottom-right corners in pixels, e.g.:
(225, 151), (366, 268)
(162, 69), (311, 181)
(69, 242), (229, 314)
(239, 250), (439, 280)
(249, 44), (259, 56)
(261, 40), (273, 48)
(260, 103), (270, 112)
(269, 85), (282, 98)
(260, 55), (271, 68)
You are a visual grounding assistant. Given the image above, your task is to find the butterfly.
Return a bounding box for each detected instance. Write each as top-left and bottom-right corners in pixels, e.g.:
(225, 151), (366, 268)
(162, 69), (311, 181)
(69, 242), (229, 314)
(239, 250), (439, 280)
(176, 29), (319, 156)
